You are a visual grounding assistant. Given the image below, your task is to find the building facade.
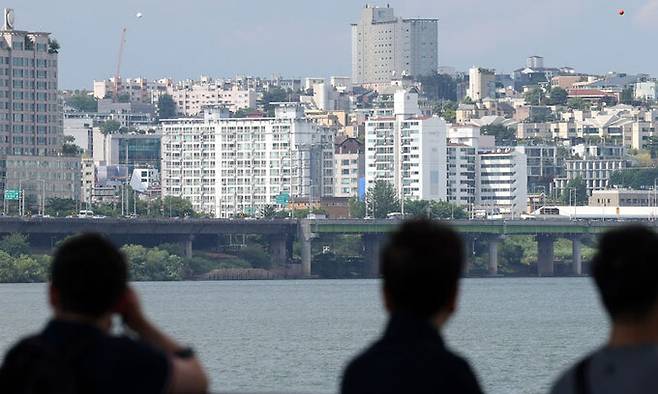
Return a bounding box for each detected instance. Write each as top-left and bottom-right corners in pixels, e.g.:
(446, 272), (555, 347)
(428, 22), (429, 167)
(467, 67), (496, 101)
(351, 5), (438, 84)
(365, 89), (447, 201)
(0, 9), (81, 202)
(161, 104), (335, 218)
(478, 148), (527, 215)
(447, 144), (477, 207)
(334, 137), (364, 198)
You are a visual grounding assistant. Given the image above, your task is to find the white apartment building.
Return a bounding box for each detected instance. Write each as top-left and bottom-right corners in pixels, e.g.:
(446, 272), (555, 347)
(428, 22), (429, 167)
(93, 77), (173, 103)
(365, 89), (447, 201)
(351, 5), (438, 84)
(170, 84), (257, 116)
(161, 104), (335, 218)
(334, 137), (364, 198)
(478, 149), (527, 215)
(447, 144), (477, 207)
(467, 67), (496, 101)
(635, 81), (657, 101)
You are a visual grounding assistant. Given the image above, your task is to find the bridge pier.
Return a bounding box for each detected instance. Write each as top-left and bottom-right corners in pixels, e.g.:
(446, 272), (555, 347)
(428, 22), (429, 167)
(571, 236), (582, 276)
(364, 234), (385, 278)
(299, 220), (317, 278)
(183, 234), (194, 258)
(537, 235), (555, 277)
(462, 236), (474, 275)
(488, 237), (500, 276)
(269, 234), (291, 266)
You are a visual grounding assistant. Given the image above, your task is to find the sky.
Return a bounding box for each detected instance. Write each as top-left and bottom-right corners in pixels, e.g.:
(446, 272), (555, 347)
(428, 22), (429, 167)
(12, 0), (658, 89)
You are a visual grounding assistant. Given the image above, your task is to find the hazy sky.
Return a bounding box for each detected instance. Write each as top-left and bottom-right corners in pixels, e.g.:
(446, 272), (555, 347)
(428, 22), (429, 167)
(13, 0), (658, 89)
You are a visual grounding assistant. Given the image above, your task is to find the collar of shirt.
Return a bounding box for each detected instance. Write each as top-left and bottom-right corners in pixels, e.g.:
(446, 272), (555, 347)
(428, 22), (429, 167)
(383, 313), (444, 346)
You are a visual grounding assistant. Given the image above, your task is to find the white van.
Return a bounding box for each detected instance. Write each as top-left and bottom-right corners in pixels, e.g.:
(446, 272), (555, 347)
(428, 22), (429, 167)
(78, 210), (94, 218)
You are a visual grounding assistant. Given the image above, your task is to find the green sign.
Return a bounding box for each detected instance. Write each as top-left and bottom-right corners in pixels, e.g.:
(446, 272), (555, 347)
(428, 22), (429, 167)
(4, 189), (19, 201)
(275, 192), (290, 205)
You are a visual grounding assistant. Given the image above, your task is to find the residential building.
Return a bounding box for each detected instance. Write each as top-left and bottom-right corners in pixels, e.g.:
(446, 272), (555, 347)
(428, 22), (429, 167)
(447, 144), (477, 207)
(0, 9), (81, 201)
(351, 5), (438, 84)
(478, 148), (528, 215)
(170, 82), (257, 116)
(635, 81), (657, 101)
(554, 145), (627, 196)
(334, 137), (364, 198)
(365, 88), (447, 201)
(514, 145), (562, 193)
(467, 67), (496, 101)
(160, 104), (335, 218)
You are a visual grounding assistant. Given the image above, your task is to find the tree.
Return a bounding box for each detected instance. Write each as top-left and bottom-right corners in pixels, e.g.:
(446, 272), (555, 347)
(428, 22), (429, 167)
(259, 205), (277, 218)
(567, 97), (590, 110)
(262, 87), (290, 116)
(609, 168), (658, 189)
(99, 120), (121, 135)
(348, 197), (365, 218)
(560, 176), (588, 205)
(547, 87), (568, 106)
(237, 244), (271, 269)
(429, 201), (468, 219)
(0, 233), (30, 257)
(524, 88), (542, 105)
(365, 181), (400, 218)
(45, 198), (77, 217)
(416, 73), (457, 101)
(67, 93), (98, 112)
(157, 94), (177, 120)
(481, 124), (516, 146)
(48, 38), (59, 54)
(161, 196), (196, 217)
(431, 100), (457, 123)
(121, 245), (185, 281)
(620, 86), (634, 105)
(62, 135), (82, 156)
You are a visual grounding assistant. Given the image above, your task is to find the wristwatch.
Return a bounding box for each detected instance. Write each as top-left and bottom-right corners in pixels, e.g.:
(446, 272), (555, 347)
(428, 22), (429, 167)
(173, 346), (195, 359)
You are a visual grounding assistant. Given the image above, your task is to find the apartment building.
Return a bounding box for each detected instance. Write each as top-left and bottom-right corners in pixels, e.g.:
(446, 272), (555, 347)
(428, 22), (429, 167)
(554, 145), (627, 196)
(478, 148), (527, 215)
(365, 89), (447, 201)
(161, 104), (334, 218)
(0, 9), (81, 201)
(334, 137), (364, 198)
(447, 144), (477, 207)
(467, 67), (496, 101)
(351, 5), (438, 84)
(170, 82), (257, 116)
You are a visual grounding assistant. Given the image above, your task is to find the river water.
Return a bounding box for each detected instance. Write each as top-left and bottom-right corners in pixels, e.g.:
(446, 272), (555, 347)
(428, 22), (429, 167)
(0, 278), (607, 394)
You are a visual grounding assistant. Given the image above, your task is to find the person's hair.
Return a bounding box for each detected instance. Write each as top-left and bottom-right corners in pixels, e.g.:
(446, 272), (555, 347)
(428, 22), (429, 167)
(592, 225), (658, 322)
(380, 219), (464, 319)
(51, 233), (127, 318)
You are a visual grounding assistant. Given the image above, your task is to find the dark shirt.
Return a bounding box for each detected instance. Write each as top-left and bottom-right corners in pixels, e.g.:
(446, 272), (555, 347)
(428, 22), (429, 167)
(341, 314), (483, 394)
(0, 319), (170, 394)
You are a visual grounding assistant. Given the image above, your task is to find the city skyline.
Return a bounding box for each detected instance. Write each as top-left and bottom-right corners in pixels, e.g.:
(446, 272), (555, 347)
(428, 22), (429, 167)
(14, 0), (658, 89)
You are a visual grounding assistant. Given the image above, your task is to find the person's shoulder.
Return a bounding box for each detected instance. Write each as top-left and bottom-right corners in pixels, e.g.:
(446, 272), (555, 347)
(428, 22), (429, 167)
(550, 364), (577, 394)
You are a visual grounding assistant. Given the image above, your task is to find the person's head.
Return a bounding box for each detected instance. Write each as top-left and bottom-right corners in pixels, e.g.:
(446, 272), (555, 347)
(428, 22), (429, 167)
(592, 225), (658, 324)
(49, 233), (128, 320)
(380, 219), (464, 323)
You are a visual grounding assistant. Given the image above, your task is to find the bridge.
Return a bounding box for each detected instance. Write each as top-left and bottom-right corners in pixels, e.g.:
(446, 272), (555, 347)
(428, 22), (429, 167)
(301, 219), (652, 277)
(0, 217), (647, 277)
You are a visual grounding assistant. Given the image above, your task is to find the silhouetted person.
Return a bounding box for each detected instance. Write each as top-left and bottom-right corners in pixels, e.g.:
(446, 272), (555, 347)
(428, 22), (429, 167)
(0, 233), (208, 394)
(341, 219), (483, 394)
(551, 225), (658, 394)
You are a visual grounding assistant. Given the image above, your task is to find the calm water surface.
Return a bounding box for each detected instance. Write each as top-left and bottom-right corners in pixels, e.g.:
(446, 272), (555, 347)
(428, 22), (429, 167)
(0, 278), (607, 394)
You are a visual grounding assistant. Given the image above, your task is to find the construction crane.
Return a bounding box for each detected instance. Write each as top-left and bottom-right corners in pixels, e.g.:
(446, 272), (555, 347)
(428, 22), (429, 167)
(113, 27), (127, 102)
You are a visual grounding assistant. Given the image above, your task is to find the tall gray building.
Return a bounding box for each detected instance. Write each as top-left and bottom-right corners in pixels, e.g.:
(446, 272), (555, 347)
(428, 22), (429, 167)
(351, 5), (438, 85)
(0, 9), (80, 207)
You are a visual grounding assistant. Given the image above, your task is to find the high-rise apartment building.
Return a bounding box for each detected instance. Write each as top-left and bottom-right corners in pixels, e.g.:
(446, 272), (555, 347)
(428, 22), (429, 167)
(161, 104), (335, 218)
(447, 144), (477, 207)
(0, 9), (80, 202)
(478, 148), (527, 215)
(365, 89), (447, 201)
(351, 5), (438, 85)
(334, 137), (364, 198)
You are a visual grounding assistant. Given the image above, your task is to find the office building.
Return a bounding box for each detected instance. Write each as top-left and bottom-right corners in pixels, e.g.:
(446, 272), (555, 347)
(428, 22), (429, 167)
(365, 88), (447, 201)
(161, 104), (335, 218)
(351, 5), (438, 84)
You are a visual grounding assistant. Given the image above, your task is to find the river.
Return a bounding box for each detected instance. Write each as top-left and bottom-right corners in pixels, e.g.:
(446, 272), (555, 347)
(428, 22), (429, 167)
(0, 278), (607, 394)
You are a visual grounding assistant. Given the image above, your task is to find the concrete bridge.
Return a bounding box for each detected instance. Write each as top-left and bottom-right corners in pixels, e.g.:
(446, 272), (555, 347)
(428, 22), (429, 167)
(300, 219), (654, 277)
(0, 216), (648, 278)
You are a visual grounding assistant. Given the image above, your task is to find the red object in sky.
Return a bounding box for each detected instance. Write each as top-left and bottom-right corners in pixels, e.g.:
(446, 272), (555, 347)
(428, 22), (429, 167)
(618, 9), (625, 15)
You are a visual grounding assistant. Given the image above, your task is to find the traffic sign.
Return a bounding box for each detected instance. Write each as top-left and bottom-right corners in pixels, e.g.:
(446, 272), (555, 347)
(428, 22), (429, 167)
(4, 189), (20, 201)
(275, 192), (290, 205)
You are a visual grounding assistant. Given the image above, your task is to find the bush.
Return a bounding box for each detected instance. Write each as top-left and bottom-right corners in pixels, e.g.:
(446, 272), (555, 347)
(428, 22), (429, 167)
(121, 245), (185, 281)
(0, 233), (30, 257)
(238, 244), (272, 269)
